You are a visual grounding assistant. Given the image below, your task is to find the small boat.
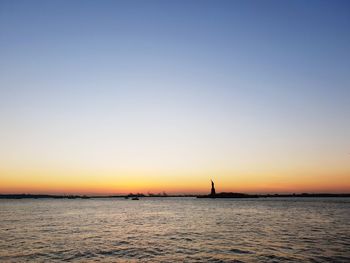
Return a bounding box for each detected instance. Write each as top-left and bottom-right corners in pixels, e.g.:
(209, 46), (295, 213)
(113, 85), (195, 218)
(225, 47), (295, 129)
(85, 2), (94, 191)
(131, 197), (139, 200)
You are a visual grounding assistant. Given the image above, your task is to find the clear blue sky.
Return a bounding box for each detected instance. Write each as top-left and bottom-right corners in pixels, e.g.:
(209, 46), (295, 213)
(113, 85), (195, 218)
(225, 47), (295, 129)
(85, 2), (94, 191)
(0, 0), (349, 193)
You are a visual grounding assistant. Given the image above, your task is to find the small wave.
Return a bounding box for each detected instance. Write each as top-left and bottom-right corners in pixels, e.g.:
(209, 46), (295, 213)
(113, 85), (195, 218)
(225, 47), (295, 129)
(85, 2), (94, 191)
(230, 248), (254, 254)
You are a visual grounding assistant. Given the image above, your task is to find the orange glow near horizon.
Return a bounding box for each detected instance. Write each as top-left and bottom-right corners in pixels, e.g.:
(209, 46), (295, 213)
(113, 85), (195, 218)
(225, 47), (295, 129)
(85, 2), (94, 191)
(1, 167), (349, 195)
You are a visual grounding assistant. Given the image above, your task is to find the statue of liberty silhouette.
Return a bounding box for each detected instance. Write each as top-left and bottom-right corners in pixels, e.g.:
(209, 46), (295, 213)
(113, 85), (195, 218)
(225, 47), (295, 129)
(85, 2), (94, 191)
(210, 180), (216, 196)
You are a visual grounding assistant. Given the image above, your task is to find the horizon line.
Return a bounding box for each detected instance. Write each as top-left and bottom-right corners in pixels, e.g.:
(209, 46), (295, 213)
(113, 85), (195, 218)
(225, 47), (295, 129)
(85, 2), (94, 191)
(1, 191), (350, 196)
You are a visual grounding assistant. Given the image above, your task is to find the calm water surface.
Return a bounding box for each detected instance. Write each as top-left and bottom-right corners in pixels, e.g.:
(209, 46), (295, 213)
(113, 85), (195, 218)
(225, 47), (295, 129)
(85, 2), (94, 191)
(1, 198), (349, 262)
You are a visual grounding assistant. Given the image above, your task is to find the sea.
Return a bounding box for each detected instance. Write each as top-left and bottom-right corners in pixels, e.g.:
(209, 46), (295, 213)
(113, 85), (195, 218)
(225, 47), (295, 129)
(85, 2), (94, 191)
(1, 197), (349, 262)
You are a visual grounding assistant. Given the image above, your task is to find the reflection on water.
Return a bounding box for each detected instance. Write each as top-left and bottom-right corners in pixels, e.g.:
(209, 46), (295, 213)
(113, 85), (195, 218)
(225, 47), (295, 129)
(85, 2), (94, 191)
(1, 198), (349, 262)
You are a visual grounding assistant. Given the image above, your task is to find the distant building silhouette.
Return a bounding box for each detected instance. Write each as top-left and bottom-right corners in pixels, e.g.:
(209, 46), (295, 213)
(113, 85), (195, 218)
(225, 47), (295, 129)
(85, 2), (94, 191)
(210, 180), (216, 196)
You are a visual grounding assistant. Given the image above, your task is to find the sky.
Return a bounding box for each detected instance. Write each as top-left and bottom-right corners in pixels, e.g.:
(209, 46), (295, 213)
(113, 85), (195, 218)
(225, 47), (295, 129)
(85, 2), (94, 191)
(0, 0), (349, 194)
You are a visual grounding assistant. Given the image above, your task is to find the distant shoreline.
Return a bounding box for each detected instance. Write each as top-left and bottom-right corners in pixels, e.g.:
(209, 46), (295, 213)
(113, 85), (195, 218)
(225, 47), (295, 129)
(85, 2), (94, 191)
(0, 193), (349, 199)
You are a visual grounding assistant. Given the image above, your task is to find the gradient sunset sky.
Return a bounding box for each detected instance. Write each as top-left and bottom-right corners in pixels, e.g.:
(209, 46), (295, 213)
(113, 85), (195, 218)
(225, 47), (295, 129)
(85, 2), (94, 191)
(1, 0), (349, 194)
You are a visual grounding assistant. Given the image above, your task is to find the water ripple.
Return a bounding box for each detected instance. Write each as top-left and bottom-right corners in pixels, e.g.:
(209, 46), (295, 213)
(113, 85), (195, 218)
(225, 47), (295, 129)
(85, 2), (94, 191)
(0, 198), (349, 262)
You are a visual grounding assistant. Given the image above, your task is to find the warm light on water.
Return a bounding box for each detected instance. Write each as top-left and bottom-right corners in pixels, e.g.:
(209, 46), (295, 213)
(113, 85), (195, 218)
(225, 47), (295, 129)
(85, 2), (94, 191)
(1, 198), (349, 262)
